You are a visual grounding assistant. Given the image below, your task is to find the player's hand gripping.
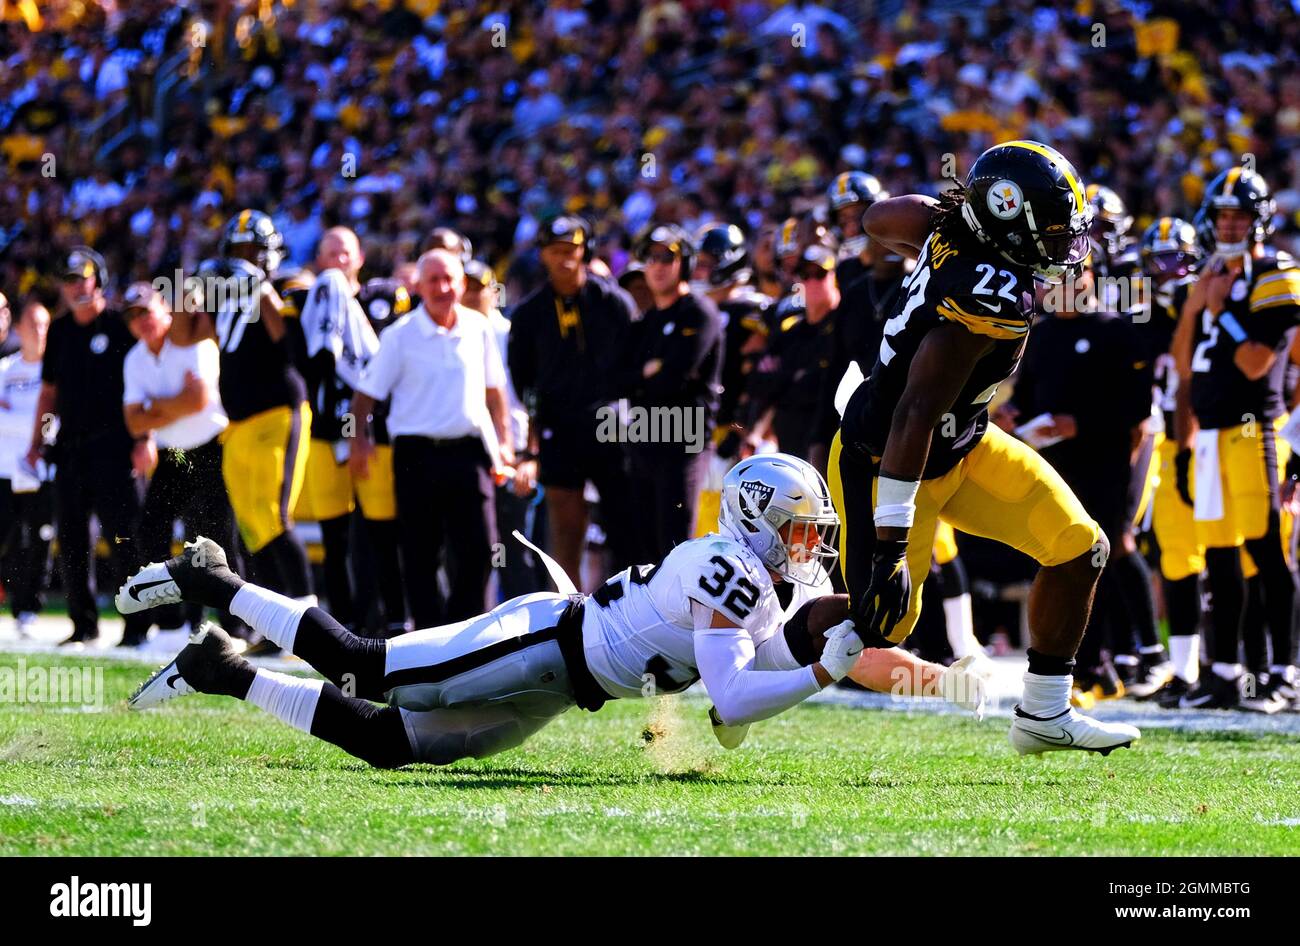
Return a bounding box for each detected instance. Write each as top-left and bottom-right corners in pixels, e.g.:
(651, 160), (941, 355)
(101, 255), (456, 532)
(817, 619), (865, 682)
(857, 536), (911, 640)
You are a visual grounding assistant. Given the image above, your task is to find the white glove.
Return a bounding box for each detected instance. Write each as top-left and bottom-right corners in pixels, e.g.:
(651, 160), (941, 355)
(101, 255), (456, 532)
(818, 619), (865, 682)
(940, 655), (991, 721)
(709, 704), (750, 750)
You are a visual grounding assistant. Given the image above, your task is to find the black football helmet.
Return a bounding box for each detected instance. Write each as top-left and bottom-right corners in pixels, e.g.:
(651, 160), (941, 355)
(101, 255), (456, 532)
(827, 171), (886, 257)
(1200, 166), (1275, 256)
(961, 140), (1092, 282)
(691, 223), (751, 291)
(1140, 216), (1201, 283)
(1086, 184), (1133, 260)
(219, 209), (284, 274)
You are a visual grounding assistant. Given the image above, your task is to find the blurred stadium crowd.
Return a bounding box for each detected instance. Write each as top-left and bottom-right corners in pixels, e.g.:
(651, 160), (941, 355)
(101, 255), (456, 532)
(2, 0), (1300, 713)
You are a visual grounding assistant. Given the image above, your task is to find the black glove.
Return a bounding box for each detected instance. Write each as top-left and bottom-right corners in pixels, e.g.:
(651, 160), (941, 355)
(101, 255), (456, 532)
(1174, 448), (1193, 507)
(856, 537), (911, 640)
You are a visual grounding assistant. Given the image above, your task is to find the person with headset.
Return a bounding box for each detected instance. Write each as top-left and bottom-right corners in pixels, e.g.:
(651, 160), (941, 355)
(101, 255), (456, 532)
(624, 224), (724, 562)
(25, 247), (150, 646)
(506, 215), (641, 587)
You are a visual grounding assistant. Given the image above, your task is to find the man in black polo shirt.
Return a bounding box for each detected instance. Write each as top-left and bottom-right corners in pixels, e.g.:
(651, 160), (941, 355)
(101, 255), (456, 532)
(624, 224), (723, 562)
(26, 248), (148, 646)
(507, 216), (640, 586)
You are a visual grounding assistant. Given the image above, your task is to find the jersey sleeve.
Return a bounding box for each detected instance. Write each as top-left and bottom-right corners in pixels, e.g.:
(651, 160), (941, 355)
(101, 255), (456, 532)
(935, 292), (1030, 340)
(679, 538), (771, 633)
(1247, 265), (1300, 348)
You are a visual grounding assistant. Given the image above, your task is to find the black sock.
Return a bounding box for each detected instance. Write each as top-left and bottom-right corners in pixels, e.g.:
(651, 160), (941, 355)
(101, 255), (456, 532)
(319, 515), (355, 626)
(259, 532), (313, 600)
(292, 606), (389, 699)
(1203, 547), (1245, 665)
(1164, 574), (1200, 639)
(1244, 529), (1299, 671)
(308, 684), (414, 769)
(1112, 551), (1159, 650)
(1027, 648), (1076, 676)
(364, 517), (407, 630)
(935, 556), (969, 600)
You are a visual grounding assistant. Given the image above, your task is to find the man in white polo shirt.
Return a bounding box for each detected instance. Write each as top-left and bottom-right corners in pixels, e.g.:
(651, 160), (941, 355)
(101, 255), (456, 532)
(122, 282), (243, 650)
(350, 249), (513, 625)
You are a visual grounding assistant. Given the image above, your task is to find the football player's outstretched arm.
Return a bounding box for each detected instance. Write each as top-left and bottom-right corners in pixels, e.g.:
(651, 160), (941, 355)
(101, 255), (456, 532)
(693, 602), (859, 727)
(863, 196), (938, 260)
(878, 321), (992, 493)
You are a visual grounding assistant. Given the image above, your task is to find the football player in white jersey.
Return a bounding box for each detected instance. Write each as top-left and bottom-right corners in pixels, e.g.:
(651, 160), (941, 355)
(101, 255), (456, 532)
(117, 454), (986, 768)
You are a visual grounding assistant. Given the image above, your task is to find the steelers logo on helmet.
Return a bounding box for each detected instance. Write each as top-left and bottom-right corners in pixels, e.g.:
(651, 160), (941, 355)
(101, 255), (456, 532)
(987, 180), (1024, 220)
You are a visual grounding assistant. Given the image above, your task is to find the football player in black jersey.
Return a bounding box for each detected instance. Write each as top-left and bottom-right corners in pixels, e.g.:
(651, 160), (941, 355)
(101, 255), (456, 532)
(1130, 217), (1207, 706)
(833, 140), (1140, 754)
(288, 227), (409, 637)
(1172, 166), (1300, 712)
(827, 170), (887, 289)
(201, 209), (315, 650)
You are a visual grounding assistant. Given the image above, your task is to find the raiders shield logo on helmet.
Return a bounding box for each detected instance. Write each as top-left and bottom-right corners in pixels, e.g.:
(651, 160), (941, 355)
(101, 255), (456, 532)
(738, 479), (775, 518)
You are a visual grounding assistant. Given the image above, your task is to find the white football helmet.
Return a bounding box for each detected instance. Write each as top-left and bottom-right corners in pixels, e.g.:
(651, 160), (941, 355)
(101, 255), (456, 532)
(718, 453), (840, 585)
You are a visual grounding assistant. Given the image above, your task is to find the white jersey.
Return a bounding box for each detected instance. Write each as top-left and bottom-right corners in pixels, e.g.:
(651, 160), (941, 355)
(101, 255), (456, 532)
(0, 353), (44, 486)
(579, 533), (829, 700)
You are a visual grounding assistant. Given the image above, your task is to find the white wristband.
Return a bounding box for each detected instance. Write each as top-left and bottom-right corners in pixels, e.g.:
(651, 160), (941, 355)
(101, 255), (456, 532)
(875, 475), (920, 528)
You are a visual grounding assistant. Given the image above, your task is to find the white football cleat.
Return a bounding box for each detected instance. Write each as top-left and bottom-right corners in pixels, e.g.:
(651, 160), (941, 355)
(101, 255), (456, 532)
(1009, 704), (1141, 756)
(116, 536), (241, 615)
(116, 560), (184, 615)
(940, 655), (991, 720)
(128, 623), (251, 710)
(709, 705), (750, 750)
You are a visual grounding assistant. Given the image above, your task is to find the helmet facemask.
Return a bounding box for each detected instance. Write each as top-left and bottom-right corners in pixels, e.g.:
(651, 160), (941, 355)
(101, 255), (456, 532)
(773, 513), (841, 585)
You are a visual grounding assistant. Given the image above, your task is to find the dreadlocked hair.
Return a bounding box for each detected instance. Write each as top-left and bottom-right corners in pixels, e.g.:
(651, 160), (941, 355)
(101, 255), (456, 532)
(930, 186), (971, 239)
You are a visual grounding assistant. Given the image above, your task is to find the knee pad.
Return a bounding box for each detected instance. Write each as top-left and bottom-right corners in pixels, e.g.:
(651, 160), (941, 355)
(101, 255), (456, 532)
(1037, 514), (1104, 567)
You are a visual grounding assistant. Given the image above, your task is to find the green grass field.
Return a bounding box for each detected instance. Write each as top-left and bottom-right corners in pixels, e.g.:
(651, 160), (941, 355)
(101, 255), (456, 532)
(1, 652), (1297, 855)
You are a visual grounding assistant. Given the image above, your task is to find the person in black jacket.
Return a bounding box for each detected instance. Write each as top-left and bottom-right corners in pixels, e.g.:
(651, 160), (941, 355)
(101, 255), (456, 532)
(1003, 263), (1157, 703)
(507, 216), (640, 586)
(25, 248), (149, 646)
(623, 224), (723, 561)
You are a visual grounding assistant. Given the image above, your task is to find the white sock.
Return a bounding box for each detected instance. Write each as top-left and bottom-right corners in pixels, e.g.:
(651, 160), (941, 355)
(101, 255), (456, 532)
(231, 585), (311, 651)
(245, 669), (323, 734)
(1169, 635), (1199, 683)
(1211, 661), (1241, 681)
(1020, 672), (1071, 717)
(943, 594), (982, 658)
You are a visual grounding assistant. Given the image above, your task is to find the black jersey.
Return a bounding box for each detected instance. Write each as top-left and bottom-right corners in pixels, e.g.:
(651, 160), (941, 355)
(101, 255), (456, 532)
(1188, 251), (1300, 430)
(203, 257), (306, 422)
(716, 286), (773, 429)
(840, 228), (1035, 478)
(750, 292), (837, 459)
(355, 278), (413, 446)
(814, 264), (908, 446)
(1011, 311), (1152, 480)
(835, 254), (868, 290)
(41, 307), (135, 451)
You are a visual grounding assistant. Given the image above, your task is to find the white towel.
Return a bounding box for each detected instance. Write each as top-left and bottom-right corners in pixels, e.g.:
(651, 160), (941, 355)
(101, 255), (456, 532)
(1193, 429), (1224, 522)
